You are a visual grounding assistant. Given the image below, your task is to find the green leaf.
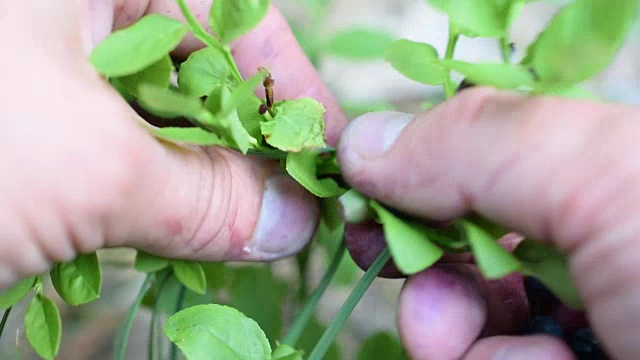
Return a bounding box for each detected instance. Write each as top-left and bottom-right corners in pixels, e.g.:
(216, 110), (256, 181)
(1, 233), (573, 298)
(176, 0), (222, 49)
(171, 260), (207, 295)
(210, 0), (271, 44)
(137, 85), (214, 122)
(50, 252), (102, 306)
(465, 220), (521, 279)
(442, 60), (535, 90)
(286, 151), (345, 198)
(229, 266), (287, 346)
(356, 331), (410, 360)
(514, 240), (583, 309)
(385, 40), (448, 85)
(149, 126), (224, 146)
(90, 14), (188, 77)
(369, 201), (444, 274)
(425, 0), (505, 37)
(544, 86), (601, 100)
(272, 344), (304, 360)
(24, 294), (62, 360)
(328, 28), (395, 60)
(522, 0), (639, 87)
(135, 251), (170, 273)
(236, 95), (265, 140)
(164, 304), (271, 360)
(219, 84), (259, 154)
(200, 262), (227, 291)
(0, 276), (36, 309)
(178, 47), (236, 97)
(338, 190), (372, 224)
(262, 98), (327, 152)
(117, 55), (173, 97)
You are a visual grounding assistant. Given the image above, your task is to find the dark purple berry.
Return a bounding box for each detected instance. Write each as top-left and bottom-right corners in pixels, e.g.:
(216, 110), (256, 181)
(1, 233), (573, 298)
(526, 316), (564, 339)
(569, 328), (609, 360)
(344, 221), (404, 278)
(524, 276), (558, 316)
(259, 104), (268, 114)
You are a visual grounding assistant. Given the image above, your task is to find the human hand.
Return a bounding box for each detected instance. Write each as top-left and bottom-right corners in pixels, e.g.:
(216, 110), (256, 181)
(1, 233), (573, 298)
(0, 1), (346, 289)
(338, 88), (640, 359)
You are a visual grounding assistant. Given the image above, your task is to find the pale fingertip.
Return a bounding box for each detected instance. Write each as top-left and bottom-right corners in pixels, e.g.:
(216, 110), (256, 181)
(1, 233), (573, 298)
(398, 266), (487, 360)
(463, 336), (575, 360)
(245, 174), (319, 261)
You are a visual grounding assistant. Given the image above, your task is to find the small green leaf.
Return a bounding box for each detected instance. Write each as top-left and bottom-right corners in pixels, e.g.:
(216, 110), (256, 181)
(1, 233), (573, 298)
(425, 0), (505, 37)
(514, 240), (583, 309)
(210, 0), (271, 44)
(0, 276), (36, 309)
(229, 266), (287, 346)
(356, 331), (410, 360)
(50, 252), (102, 306)
(328, 28), (395, 60)
(24, 294), (62, 360)
(286, 151), (344, 198)
(262, 99), (327, 152)
(117, 55), (173, 97)
(90, 14), (188, 77)
(543, 86), (601, 100)
(178, 47), (235, 97)
(236, 95), (265, 140)
(385, 40), (448, 85)
(219, 84), (258, 154)
(171, 260), (207, 295)
(338, 190), (372, 224)
(137, 85), (214, 124)
(149, 126), (224, 146)
(272, 344), (304, 360)
(164, 304), (271, 360)
(369, 201), (444, 274)
(135, 251), (170, 273)
(522, 0), (639, 87)
(442, 60), (535, 90)
(465, 220), (521, 279)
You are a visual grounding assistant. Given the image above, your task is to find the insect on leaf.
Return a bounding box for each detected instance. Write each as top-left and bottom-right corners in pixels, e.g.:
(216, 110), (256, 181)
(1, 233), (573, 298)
(369, 201), (444, 274)
(50, 252), (102, 306)
(90, 14), (188, 77)
(164, 304), (271, 360)
(210, 0), (271, 44)
(262, 98), (327, 152)
(24, 294), (62, 360)
(385, 40), (448, 85)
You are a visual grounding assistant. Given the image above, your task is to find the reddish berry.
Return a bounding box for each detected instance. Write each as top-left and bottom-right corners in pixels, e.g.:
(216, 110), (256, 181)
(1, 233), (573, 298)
(259, 104), (268, 114)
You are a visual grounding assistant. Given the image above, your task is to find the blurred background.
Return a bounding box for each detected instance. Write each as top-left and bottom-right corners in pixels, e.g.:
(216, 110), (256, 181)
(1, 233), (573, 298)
(1, 0), (639, 359)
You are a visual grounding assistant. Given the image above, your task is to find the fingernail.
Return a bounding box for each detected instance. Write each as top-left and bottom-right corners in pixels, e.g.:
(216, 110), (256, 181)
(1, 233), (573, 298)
(250, 175), (319, 260)
(343, 111), (414, 160)
(492, 343), (556, 360)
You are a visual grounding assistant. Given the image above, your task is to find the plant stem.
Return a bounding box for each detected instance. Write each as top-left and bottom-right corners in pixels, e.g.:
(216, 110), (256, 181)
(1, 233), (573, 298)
(295, 247), (312, 304)
(0, 307), (11, 341)
(114, 273), (154, 360)
(307, 248), (391, 360)
(148, 272), (170, 360)
(499, 37), (512, 64)
(443, 21), (460, 99)
(281, 241), (347, 347)
(169, 285), (187, 360)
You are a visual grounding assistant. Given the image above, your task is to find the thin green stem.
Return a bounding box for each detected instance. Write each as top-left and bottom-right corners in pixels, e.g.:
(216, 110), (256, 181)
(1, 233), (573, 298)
(444, 21), (460, 99)
(307, 248), (391, 360)
(113, 273), (154, 360)
(281, 241), (347, 347)
(169, 285), (187, 360)
(1, 307), (11, 341)
(148, 272), (170, 360)
(223, 46), (245, 83)
(295, 247), (312, 304)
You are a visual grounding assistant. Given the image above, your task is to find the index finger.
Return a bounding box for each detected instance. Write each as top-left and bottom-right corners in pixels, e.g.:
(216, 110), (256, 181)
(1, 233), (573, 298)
(145, 1), (348, 146)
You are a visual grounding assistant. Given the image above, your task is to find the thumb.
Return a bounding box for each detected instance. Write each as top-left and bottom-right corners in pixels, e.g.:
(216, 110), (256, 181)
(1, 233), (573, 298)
(337, 87), (640, 359)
